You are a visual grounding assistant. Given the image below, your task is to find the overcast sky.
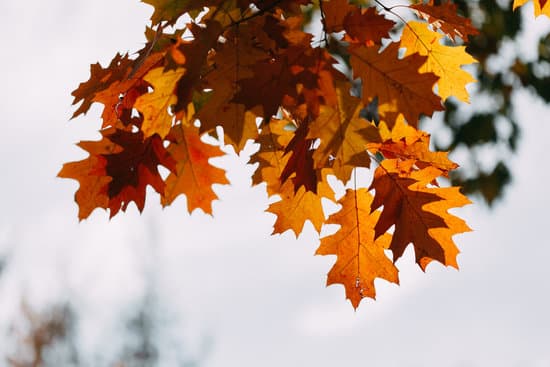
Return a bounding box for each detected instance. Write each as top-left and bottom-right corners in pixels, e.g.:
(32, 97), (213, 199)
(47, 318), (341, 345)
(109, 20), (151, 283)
(1, 1), (550, 366)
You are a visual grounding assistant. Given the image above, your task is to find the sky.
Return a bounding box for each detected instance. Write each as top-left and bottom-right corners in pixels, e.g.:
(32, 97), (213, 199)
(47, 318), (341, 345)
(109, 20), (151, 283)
(1, 1), (550, 366)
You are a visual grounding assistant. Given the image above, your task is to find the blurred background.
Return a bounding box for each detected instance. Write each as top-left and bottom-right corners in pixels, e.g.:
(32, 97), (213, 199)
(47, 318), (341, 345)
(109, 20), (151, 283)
(1, 0), (550, 366)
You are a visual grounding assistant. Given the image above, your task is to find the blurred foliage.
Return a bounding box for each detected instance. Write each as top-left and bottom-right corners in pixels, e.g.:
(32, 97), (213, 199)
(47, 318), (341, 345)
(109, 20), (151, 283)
(7, 302), (78, 367)
(419, 0), (550, 204)
(6, 299), (199, 367)
(442, 0), (520, 205)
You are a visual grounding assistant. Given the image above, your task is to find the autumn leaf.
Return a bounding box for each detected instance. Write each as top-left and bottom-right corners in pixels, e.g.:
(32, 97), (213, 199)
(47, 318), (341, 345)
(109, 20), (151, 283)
(316, 189), (398, 309)
(350, 42), (443, 126)
(321, 0), (355, 33)
(513, 0), (550, 17)
(135, 67), (186, 138)
(58, 145), (113, 220)
(401, 21), (477, 102)
(250, 118), (295, 196)
(71, 53), (133, 119)
(343, 7), (395, 46)
(268, 176), (334, 236)
(366, 116), (458, 175)
(59, 124), (176, 219)
(410, 1), (479, 42)
(306, 82), (374, 182)
(196, 24), (265, 151)
(141, 0), (214, 24)
(370, 159), (471, 270)
(71, 52), (164, 126)
(161, 123), (229, 214)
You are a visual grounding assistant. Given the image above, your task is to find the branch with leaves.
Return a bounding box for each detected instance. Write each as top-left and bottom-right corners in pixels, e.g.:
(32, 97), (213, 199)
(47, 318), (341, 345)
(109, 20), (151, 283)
(59, 0), (539, 309)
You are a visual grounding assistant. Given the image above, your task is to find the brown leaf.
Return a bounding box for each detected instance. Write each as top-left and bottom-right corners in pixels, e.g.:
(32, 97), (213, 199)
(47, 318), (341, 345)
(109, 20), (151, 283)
(350, 42), (443, 127)
(343, 7), (395, 46)
(410, 1), (479, 42)
(59, 124), (176, 219)
(321, 0), (355, 33)
(370, 159), (471, 270)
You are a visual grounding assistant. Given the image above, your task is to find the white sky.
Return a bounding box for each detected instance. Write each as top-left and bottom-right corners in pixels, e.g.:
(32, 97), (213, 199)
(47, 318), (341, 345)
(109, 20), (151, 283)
(1, 1), (550, 366)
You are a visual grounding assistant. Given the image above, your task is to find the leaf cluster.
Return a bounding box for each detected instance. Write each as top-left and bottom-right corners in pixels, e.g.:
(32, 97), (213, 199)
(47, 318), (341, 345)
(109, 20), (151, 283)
(60, 0), (537, 308)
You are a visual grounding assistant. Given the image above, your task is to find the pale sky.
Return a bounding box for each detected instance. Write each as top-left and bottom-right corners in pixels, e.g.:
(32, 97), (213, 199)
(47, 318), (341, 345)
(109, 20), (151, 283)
(1, 1), (550, 366)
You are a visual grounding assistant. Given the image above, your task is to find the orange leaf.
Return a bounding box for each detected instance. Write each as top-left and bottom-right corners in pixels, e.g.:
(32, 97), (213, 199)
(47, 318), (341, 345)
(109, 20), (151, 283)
(267, 177), (334, 236)
(316, 189), (398, 309)
(366, 116), (458, 175)
(250, 118), (295, 196)
(161, 123), (229, 214)
(71, 52), (164, 126)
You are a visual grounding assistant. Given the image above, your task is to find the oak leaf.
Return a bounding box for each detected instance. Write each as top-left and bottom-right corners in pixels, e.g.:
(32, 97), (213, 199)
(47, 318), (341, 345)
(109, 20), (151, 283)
(71, 52), (164, 126)
(135, 67), (186, 138)
(410, 1), (479, 42)
(513, 0), (550, 17)
(250, 118), (295, 196)
(343, 7), (395, 46)
(370, 159), (471, 270)
(59, 125), (176, 219)
(141, 0), (214, 24)
(350, 42), (443, 126)
(161, 123), (229, 214)
(307, 82), (374, 182)
(401, 21), (477, 102)
(280, 123), (319, 193)
(196, 25), (266, 151)
(267, 175), (334, 236)
(321, 0), (355, 33)
(316, 188), (398, 309)
(366, 116), (458, 175)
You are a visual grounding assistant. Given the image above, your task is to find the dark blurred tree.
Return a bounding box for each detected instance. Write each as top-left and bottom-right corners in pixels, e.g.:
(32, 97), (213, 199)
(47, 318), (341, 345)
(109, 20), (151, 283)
(439, 0), (529, 205)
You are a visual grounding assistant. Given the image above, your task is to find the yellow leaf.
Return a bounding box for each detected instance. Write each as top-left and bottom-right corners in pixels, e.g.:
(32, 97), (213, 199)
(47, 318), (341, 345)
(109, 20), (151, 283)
(135, 67), (186, 138)
(514, 0), (550, 17)
(267, 180), (326, 236)
(401, 21), (477, 102)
